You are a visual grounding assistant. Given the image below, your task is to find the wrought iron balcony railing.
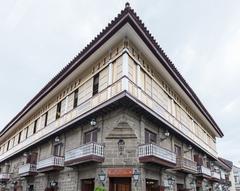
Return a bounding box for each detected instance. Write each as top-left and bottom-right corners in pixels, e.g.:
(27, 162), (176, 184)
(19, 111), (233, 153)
(138, 143), (176, 168)
(65, 142), (104, 166)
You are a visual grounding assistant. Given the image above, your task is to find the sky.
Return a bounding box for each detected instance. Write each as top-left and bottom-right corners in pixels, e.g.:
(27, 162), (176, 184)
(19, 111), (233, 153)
(0, 0), (239, 165)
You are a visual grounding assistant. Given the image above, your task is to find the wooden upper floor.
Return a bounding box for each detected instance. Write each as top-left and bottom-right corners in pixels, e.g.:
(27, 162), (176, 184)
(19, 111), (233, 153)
(0, 37), (218, 163)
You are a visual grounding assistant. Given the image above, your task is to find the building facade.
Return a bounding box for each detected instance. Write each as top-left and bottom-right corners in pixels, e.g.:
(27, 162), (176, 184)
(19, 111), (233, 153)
(233, 166), (240, 191)
(0, 3), (231, 191)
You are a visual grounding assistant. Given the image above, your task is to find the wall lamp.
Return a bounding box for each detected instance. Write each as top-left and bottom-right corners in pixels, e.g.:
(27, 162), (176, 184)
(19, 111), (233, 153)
(133, 169), (141, 186)
(160, 130), (170, 141)
(98, 170), (106, 186)
(90, 119), (97, 126)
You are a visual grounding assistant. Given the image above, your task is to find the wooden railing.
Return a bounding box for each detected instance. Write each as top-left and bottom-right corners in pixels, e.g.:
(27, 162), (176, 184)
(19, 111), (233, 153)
(18, 163), (37, 175)
(37, 156), (64, 170)
(65, 142), (104, 163)
(138, 143), (176, 164)
(197, 165), (211, 176)
(0, 173), (10, 180)
(176, 157), (197, 172)
(127, 79), (217, 157)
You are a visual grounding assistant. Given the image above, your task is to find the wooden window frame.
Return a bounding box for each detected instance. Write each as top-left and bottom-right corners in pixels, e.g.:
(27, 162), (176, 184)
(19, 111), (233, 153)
(145, 129), (157, 144)
(56, 102), (61, 119)
(84, 128), (98, 144)
(73, 89), (79, 108)
(92, 73), (99, 96)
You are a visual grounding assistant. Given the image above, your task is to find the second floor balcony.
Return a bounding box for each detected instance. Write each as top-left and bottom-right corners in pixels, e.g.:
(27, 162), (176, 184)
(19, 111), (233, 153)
(18, 163), (37, 177)
(37, 156), (64, 173)
(0, 173), (10, 181)
(64, 142), (104, 166)
(175, 157), (198, 174)
(138, 143), (176, 168)
(197, 165), (212, 177)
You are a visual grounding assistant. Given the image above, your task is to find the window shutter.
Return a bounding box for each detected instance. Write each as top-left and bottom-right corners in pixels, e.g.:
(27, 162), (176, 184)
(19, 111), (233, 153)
(92, 129), (97, 142)
(66, 93), (74, 112)
(145, 131), (149, 144)
(47, 105), (57, 125)
(99, 68), (109, 92)
(60, 98), (66, 116)
(78, 79), (93, 105)
(28, 123), (34, 137)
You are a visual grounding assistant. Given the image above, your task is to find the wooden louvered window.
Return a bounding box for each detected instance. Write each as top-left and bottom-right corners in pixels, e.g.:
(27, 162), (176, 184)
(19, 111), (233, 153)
(194, 154), (203, 166)
(84, 129), (97, 144)
(18, 131), (22, 144)
(56, 102), (61, 119)
(73, 89), (79, 108)
(53, 143), (63, 157)
(25, 127), (29, 139)
(33, 119), (38, 134)
(92, 73), (99, 96)
(145, 129), (157, 144)
(44, 112), (48, 127)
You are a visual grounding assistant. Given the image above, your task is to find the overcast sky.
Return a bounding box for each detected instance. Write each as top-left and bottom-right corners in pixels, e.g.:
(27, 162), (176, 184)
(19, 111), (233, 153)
(0, 0), (239, 166)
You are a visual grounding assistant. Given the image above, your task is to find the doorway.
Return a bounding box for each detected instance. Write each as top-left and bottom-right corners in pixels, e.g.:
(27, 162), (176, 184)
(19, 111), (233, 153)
(109, 178), (131, 191)
(81, 179), (95, 191)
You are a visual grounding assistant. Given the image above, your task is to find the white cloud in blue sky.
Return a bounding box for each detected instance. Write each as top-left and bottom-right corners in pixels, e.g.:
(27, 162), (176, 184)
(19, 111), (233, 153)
(0, 0), (239, 165)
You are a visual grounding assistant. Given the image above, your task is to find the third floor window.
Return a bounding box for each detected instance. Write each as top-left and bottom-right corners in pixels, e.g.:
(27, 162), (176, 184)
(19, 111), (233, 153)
(92, 73), (99, 96)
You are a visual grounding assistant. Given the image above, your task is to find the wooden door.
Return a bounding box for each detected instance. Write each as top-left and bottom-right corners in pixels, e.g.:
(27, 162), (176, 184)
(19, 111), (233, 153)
(82, 179), (94, 191)
(109, 178), (131, 191)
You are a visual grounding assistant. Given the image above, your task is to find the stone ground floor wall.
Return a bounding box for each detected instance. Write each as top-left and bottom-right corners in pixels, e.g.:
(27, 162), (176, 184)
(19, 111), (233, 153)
(0, 165), (226, 191)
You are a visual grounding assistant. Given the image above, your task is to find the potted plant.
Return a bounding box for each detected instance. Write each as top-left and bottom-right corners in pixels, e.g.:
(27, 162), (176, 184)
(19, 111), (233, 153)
(95, 186), (106, 191)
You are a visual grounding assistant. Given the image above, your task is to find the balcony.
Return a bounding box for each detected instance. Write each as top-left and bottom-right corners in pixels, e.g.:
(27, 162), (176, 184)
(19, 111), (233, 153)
(0, 173), (10, 181)
(197, 165), (212, 177)
(211, 171), (221, 181)
(37, 156), (64, 173)
(138, 144), (176, 168)
(18, 163), (37, 176)
(65, 142), (104, 166)
(175, 157), (198, 174)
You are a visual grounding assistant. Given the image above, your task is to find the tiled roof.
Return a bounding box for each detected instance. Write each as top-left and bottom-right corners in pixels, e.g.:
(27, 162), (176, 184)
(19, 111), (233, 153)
(219, 157), (233, 169)
(0, 3), (223, 137)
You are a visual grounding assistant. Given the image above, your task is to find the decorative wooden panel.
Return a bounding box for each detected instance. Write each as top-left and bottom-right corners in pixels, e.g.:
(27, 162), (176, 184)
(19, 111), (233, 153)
(139, 69), (145, 89)
(27, 123), (34, 137)
(39, 114), (46, 130)
(113, 57), (122, 82)
(128, 58), (137, 83)
(60, 98), (66, 116)
(47, 105), (57, 125)
(99, 67), (109, 92)
(66, 93), (74, 112)
(145, 74), (152, 96)
(78, 78), (93, 105)
(21, 128), (27, 142)
(180, 109), (191, 128)
(14, 134), (19, 146)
